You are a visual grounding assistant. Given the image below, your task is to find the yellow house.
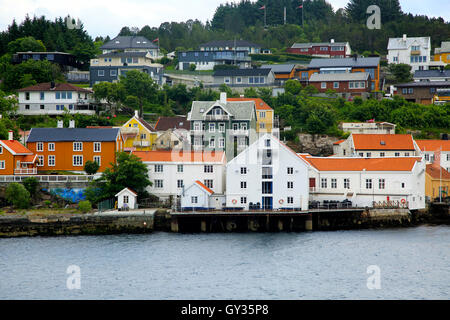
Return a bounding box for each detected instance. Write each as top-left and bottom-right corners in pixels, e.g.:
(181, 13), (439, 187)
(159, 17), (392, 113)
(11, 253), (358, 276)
(434, 41), (450, 65)
(121, 111), (157, 151)
(425, 164), (450, 201)
(227, 98), (275, 135)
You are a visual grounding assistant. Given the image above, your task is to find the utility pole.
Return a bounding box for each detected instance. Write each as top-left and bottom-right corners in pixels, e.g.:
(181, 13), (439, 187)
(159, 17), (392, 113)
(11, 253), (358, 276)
(284, 7), (286, 25)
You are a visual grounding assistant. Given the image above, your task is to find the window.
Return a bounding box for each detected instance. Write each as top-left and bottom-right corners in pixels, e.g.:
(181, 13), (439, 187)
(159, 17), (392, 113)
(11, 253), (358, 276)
(0, 146), (2, 154)
(123, 195), (129, 204)
(110, 70), (117, 76)
(25, 105), (30, 110)
(204, 165), (214, 173)
(241, 181), (247, 189)
(209, 138), (215, 148)
(401, 183), (405, 188)
(366, 179), (372, 189)
(219, 138), (225, 148)
(236, 77), (242, 83)
(73, 142), (83, 151)
(259, 123), (266, 129)
(262, 167), (272, 179)
(155, 180), (163, 188)
(321, 178), (327, 189)
(37, 155), (44, 167)
(72, 155), (83, 166)
(259, 111), (266, 118)
(94, 142), (101, 152)
(37, 142), (44, 152)
(405, 152), (410, 157)
(425, 154), (430, 161)
(25, 92), (30, 100)
(219, 123), (225, 133)
(154, 164), (163, 173)
(209, 123), (215, 132)
(321, 82), (327, 89)
(367, 152), (371, 158)
(287, 167), (293, 175)
(287, 181), (293, 189)
(408, 88), (414, 94)
(98, 70), (104, 77)
(240, 167), (247, 175)
(287, 197), (293, 204)
(48, 143), (55, 151)
(240, 197), (247, 204)
(204, 179), (213, 189)
(46, 155), (55, 166)
(177, 180), (184, 188)
(0, 160), (4, 169)
(177, 165), (183, 173)
(40, 92), (45, 100)
(331, 179), (337, 189)
(344, 178), (350, 189)
(194, 122), (201, 131)
(191, 196), (198, 204)
(224, 77), (231, 84)
(379, 179), (385, 189)
(265, 139), (271, 147)
(39, 105), (44, 110)
(380, 152), (385, 157)
(395, 152), (400, 157)
(333, 82), (339, 89)
(233, 123), (239, 131)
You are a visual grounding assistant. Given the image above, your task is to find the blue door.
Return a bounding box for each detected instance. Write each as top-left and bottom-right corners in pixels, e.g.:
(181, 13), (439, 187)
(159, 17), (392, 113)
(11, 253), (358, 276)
(262, 197), (273, 210)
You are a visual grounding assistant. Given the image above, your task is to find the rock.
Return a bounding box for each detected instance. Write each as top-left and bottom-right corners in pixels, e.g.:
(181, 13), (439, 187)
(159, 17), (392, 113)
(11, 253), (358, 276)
(294, 133), (339, 156)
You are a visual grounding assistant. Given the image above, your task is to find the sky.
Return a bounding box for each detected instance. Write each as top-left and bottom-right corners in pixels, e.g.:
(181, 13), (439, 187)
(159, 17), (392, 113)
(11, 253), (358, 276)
(0, 0), (448, 38)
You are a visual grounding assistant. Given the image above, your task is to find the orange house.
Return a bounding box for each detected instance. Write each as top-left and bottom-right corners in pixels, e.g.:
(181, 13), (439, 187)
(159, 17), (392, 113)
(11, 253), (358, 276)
(0, 132), (37, 175)
(26, 128), (124, 173)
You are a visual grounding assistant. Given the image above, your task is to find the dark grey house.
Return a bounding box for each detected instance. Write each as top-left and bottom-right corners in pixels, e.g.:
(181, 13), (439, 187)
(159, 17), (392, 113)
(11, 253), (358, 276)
(12, 51), (83, 71)
(212, 68), (275, 87)
(101, 36), (160, 58)
(177, 50), (251, 70)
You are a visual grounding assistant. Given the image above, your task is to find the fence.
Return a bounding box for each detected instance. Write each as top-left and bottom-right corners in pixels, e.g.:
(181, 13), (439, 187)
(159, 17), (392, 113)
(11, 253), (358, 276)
(372, 200), (409, 209)
(0, 175), (95, 183)
(98, 198), (116, 212)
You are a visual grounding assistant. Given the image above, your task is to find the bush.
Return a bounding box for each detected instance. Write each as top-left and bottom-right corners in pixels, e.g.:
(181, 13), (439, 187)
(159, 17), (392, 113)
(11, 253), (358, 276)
(84, 160), (100, 175)
(5, 183), (30, 209)
(22, 177), (39, 198)
(189, 64), (196, 71)
(78, 200), (92, 213)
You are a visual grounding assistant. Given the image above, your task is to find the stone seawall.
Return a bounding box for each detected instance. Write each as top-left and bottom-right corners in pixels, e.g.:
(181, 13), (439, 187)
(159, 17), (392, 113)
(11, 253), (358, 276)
(0, 213), (154, 237)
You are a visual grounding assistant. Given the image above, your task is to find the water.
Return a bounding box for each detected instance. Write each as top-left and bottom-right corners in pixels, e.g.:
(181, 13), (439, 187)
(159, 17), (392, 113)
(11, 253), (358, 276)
(0, 225), (449, 300)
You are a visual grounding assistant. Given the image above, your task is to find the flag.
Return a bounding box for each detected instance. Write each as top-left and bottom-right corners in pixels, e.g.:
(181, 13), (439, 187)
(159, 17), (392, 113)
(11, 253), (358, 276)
(297, 5), (303, 8)
(259, 5), (265, 10)
(153, 38), (159, 42)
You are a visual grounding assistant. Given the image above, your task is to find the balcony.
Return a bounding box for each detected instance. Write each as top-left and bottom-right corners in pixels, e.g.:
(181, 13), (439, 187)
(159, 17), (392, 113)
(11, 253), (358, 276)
(14, 168), (37, 175)
(411, 50), (421, 56)
(133, 140), (151, 147)
(204, 115), (230, 121)
(231, 129), (249, 135)
(121, 127), (139, 135)
(190, 129), (205, 135)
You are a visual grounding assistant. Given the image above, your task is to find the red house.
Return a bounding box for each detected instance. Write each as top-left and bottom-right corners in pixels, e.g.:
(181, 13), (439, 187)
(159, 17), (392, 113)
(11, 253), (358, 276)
(287, 40), (351, 58)
(309, 72), (372, 96)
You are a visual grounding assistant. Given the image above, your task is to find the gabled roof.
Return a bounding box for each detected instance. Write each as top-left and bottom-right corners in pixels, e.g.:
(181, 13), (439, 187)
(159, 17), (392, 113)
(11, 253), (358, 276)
(307, 157), (422, 171)
(195, 180), (214, 194)
(154, 116), (190, 131)
(133, 150), (226, 163)
(214, 68), (271, 77)
(291, 41), (349, 49)
(115, 187), (138, 197)
(123, 115), (156, 133)
(0, 140), (34, 155)
(101, 36), (158, 50)
(414, 70), (450, 79)
(98, 51), (150, 58)
(333, 140), (345, 145)
(200, 40), (261, 48)
(416, 140), (450, 152)
(189, 101), (255, 121)
(261, 64), (296, 74)
(308, 57), (380, 69)
(387, 36), (430, 50)
(396, 81), (450, 88)
(309, 72), (370, 82)
(352, 134), (415, 150)
(227, 98), (272, 110)
(426, 164), (450, 180)
(27, 128), (121, 142)
(435, 41), (450, 54)
(18, 82), (92, 93)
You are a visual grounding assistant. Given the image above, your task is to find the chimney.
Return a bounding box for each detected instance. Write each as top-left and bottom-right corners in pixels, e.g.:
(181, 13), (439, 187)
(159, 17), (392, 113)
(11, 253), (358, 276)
(135, 110), (139, 118)
(50, 81), (56, 89)
(402, 34), (407, 42)
(8, 130), (13, 141)
(220, 92), (227, 104)
(240, 94), (244, 98)
(57, 120), (64, 128)
(330, 39), (335, 44)
(69, 120), (75, 128)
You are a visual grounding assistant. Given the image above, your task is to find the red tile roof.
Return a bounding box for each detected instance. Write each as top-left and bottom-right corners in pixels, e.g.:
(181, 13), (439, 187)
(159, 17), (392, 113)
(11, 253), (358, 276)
(18, 82), (92, 93)
(132, 150), (225, 163)
(227, 98), (272, 110)
(306, 157), (422, 172)
(333, 140), (345, 145)
(416, 140), (450, 152)
(154, 116), (190, 131)
(195, 180), (214, 194)
(352, 134), (415, 150)
(426, 164), (450, 180)
(21, 154), (38, 163)
(0, 140), (34, 155)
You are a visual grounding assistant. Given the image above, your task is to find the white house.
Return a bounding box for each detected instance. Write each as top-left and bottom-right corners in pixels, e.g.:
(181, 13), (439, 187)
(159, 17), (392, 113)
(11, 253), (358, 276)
(304, 156), (426, 210)
(387, 34), (431, 72)
(416, 140), (450, 172)
(226, 134), (310, 210)
(133, 150), (226, 201)
(17, 82), (96, 115)
(180, 180), (225, 210)
(115, 188), (138, 210)
(339, 122), (396, 135)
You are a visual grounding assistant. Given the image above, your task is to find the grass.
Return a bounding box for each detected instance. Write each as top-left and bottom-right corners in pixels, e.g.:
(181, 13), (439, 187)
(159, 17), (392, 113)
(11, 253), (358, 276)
(1, 208), (82, 217)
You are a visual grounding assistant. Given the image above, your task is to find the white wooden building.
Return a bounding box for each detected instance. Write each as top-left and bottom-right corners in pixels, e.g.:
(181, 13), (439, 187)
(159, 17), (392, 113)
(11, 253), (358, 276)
(180, 180), (225, 210)
(226, 134), (310, 210)
(387, 34), (431, 72)
(115, 188), (138, 210)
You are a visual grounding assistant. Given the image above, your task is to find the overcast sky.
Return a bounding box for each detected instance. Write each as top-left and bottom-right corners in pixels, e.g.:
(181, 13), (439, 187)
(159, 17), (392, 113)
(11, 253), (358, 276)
(0, 0), (448, 38)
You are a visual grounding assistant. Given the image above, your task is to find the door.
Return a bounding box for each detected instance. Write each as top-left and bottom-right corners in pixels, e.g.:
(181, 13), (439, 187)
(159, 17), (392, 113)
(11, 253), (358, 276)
(262, 197), (273, 210)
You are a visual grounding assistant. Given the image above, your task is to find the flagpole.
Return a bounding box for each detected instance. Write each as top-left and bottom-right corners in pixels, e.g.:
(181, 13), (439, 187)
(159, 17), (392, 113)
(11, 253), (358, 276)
(440, 146), (442, 203)
(265, 6), (267, 28)
(302, 1), (304, 27)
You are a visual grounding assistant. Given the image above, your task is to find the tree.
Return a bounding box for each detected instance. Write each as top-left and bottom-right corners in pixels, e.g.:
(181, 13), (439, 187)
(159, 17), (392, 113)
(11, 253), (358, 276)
(345, 0), (402, 24)
(120, 70), (158, 116)
(22, 177), (39, 199)
(5, 183), (31, 209)
(93, 82), (125, 114)
(388, 63), (413, 83)
(7, 36), (46, 54)
(78, 200), (92, 213)
(84, 160), (100, 175)
(284, 80), (302, 95)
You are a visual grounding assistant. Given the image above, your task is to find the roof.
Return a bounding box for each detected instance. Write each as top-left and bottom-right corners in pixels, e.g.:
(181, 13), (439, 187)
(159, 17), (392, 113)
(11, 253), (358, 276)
(137, 118), (155, 132)
(352, 134), (415, 150)
(154, 116), (190, 131)
(416, 140), (450, 152)
(101, 36), (158, 50)
(132, 150), (225, 163)
(189, 101), (255, 121)
(414, 70), (450, 78)
(227, 98), (272, 110)
(0, 140), (34, 155)
(18, 82), (92, 93)
(21, 154), (38, 163)
(388, 36), (430, 50)
(27, 128), (121, 142)
(426, 164), (450, 180)
(309, 72), (370, 82)
(291, 41), (349, 49)
(306, 157), (421, 171)
(308, 57), (380, 69)
(195, 180), (214, 194)
(261, 64), (296, 73)
(214, 68), (271, 77)
(333, 140), (345, 145)
(98, 51), (149, 58)
(396, 81), (450, 88)
(115, 187), (138, 197)
(435, 41), (450, 54)
(200, 40), (261, 48)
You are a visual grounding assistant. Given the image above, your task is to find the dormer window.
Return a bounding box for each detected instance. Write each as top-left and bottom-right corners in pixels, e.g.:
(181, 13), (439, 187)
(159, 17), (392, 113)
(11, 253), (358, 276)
(380, 141), (386, 145)
(199, 108), (205, 113)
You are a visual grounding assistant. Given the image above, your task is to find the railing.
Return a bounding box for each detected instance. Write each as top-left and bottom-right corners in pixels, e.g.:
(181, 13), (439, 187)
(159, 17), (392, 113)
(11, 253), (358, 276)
(309, 187), (317, 192)
(204, 115), (230, 121)
(0, 175), (96, 183)
(14, 168), (37, 175)
(121, 127), (139, 134)
(133, 140), (151, 147)
(372, 200), (409, 209)
(231, 129), (249, 135)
